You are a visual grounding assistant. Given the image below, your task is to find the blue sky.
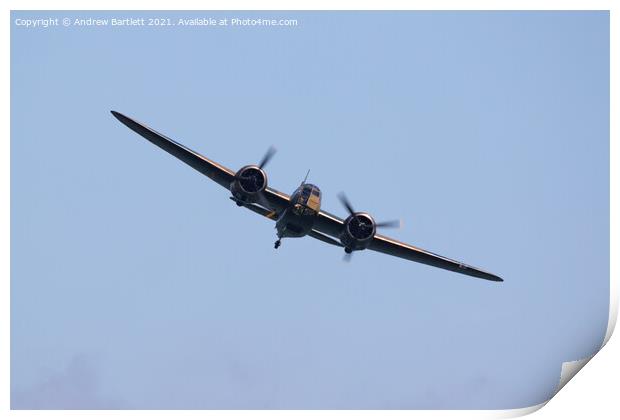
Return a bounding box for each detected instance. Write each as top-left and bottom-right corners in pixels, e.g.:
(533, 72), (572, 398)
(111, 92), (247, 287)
(11, 11), (609, 409)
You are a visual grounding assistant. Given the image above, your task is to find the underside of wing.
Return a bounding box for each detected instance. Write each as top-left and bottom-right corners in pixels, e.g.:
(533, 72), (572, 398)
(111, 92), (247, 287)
(308, 229), (343, 247)
(234, 199), (278, 220)
(313, 209), (346, 239)
(111, 111), (236, 189)
(263, 187), (292, 213)
(368, 234), (503, 282)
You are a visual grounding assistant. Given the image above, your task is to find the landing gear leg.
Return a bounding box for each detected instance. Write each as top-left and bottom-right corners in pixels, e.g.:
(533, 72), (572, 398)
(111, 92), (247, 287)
(274, 226), (285, 250)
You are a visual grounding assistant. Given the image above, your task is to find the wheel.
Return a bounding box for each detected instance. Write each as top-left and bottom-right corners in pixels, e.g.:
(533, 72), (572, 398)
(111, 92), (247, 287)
(274, 240), (281, 249)
(344, 247), (353, 254)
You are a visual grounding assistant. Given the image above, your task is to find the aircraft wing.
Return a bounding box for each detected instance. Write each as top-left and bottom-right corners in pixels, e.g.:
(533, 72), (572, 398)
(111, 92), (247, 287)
(313, 211), (501, 281)
(368, 234), (503, 282)
(112, 111), (236, 189)
(111, 111), (291, 212)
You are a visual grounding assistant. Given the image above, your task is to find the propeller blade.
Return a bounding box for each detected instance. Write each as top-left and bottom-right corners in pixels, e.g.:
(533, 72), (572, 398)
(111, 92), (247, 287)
(338, 192), (402, 230)
(343, 252), (353, 263)
(337, 192), (356, 215)
(376, 219), (401, 229)
(258, 146), (277, 169)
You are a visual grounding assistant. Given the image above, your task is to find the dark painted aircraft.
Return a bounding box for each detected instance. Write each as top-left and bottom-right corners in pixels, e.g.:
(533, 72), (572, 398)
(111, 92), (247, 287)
(111, 111), (503, 282)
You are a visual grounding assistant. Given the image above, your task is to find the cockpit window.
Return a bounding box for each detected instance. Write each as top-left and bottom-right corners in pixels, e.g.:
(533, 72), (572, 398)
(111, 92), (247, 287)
(311, 190), (320, 197)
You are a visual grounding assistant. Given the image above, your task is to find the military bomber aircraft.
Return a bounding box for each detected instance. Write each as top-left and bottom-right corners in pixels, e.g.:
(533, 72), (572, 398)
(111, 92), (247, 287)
(112, 111), (503, 282)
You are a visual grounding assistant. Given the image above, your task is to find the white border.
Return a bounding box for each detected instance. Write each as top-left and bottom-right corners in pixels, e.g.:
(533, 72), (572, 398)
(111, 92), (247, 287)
(3, 1), (616, 418)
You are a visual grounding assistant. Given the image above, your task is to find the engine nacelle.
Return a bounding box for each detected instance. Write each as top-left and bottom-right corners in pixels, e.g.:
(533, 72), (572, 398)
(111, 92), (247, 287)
(340, 212), (376, 251)
(230, 165), (268, 203)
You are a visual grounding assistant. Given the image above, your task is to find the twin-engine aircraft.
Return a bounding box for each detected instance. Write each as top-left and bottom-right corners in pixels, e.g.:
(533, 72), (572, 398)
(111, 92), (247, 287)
(111, 111), (503, 282)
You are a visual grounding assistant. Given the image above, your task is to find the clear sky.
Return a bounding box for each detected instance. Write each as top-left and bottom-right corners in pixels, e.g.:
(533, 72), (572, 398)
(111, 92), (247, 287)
(11, 11), (609, 409)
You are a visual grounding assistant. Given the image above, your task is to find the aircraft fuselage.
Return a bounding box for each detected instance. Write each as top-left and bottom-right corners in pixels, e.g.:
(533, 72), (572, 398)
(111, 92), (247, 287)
(276, 183), (322, 239)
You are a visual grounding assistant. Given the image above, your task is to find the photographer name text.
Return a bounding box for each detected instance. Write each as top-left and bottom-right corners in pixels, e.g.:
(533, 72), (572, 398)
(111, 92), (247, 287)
(14, 16), (299, 29)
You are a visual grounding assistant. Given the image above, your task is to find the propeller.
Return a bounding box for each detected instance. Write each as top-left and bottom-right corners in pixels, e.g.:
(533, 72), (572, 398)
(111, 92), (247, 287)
(254, 146), (277, 209)
(235, 146), (276, 182)
(233, 146), (277, 211)
(337, 192), (356, 215)
(258, 146), (277, 169)
(337, 192), (401, 229)
(376, 219), (401, 229)
(337, 191), (401, 262)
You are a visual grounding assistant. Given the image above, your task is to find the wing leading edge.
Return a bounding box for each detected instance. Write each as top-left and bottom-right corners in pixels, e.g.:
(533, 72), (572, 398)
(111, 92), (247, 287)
(111, 111), (236, 189)
(111, 111), (291, 212)
(368, 234), (503, 282)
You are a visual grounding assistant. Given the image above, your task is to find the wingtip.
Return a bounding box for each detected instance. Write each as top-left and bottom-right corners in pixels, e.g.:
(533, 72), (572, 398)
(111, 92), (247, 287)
(473, 269), (503, 282)
(462, 264), (503, 282)
(110, 110), (134, 127)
